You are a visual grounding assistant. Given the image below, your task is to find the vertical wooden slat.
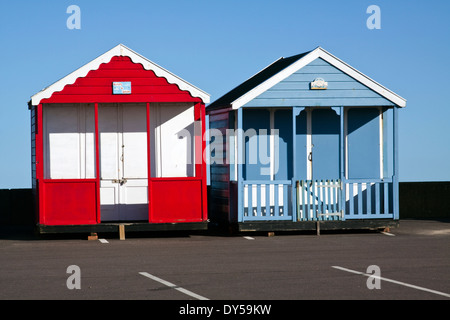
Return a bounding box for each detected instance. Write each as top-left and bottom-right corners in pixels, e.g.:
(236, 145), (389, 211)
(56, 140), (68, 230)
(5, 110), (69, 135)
(329, 180), (335, 220)
(357, 183), (363, 215)
(309, 181), (313, 220)
(308, 181), (312, 220)
(302, 181), (306, 219)
(283, 184), (288, 218)
(304, 181), (309, 219)
(316, 180), (325, 219)
(375, 182), (381, 215)
(256, 184), (261, 217)
(321, 180), (326, 220)
(325, 180), (334, 220)
(300, 180), (305, 220)
(298, 180), (302, 220)
(331, 180), (336, 220)
(334, 180), (339, 219)
(247, 184), (252, 217)
(336, 180), (345, 216)
(325, 180), (330, 219)
(313, 181), (320, 219)
(265, 184), (271, 217)
(349, 183), (354, 216)
(274, 183), (279, 218)
(366, 182), (372, 215)
(325, 180), (329, 220)
(384, 182), (389, 215)
(313, 180), (320, 219)
(311, 181), (315, 220)
(332, 180), (337, 216)
(321, 180), (325, 219)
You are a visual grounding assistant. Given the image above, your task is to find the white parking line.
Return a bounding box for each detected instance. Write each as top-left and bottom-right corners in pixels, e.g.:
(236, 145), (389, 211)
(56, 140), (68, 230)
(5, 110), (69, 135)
(380, 231), (395, 236)
(139, 272), (209, 300)
(99, 239), (109, 244)
(243, 236), (255, 240)
(332, 266), (450, 298)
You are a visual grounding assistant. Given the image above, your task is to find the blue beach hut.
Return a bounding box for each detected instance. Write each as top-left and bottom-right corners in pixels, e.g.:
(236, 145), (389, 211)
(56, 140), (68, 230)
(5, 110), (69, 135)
(207, 47), (406, 232)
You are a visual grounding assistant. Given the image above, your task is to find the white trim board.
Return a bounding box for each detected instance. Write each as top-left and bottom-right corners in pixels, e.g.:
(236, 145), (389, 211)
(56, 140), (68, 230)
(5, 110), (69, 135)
(231, 47), (406, 109)
(31, 44), (210, 105)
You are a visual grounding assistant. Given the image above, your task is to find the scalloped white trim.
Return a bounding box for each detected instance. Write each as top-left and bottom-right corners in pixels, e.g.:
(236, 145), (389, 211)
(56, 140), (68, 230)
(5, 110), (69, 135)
(31, 44), (210, 105)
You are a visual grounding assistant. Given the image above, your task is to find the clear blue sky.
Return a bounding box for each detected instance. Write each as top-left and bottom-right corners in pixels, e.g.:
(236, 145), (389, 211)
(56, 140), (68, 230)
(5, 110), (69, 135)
(0, 0), (449, 188)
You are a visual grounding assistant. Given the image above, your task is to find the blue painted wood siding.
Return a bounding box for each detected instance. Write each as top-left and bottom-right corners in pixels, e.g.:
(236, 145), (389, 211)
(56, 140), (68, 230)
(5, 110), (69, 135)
(347, 108), (380, 179)
(243, 109), (271, 180)
(274, 110), (293, 180)
(242, 109), (294, 181)
(243, 58), (395, 107)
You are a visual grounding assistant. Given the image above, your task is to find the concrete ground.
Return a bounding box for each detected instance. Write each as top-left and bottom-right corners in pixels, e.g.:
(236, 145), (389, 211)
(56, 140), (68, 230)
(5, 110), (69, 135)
(0, 219), (448, 304)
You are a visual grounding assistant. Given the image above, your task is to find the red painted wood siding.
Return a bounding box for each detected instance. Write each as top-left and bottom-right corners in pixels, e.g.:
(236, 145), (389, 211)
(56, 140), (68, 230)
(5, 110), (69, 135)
(41, 56), (202, 104)
(150, 179), (204, 223)
(42, 180), (98, 225)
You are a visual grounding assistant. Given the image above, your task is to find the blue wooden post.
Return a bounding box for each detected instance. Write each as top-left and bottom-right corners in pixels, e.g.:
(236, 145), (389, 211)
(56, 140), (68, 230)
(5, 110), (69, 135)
(237, 107), (244, 222)
(292, 107), (304, 221)
(393, 106), (399, 220)
(339, 106), (346, 220)
(292, 107), (298, 221)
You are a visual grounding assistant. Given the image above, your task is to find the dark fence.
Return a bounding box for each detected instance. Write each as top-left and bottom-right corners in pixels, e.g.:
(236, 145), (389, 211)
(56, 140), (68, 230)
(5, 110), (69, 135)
(399, 182), (450, 219)
(0, 189), (34, 226)
(0, 182), (449, 226)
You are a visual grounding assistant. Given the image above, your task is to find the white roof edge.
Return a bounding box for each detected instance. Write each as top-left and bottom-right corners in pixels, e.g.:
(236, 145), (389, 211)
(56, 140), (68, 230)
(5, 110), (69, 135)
(231, 47), (406, 109)
(30, 44), (210, 105)
(316, 47), (406, 107)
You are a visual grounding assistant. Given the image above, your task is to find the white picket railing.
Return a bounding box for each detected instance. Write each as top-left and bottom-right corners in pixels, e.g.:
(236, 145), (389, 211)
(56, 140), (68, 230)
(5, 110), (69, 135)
(240, 179), (394, 222)
(296, 180), (342, 221)
(242, 180), (292, 221)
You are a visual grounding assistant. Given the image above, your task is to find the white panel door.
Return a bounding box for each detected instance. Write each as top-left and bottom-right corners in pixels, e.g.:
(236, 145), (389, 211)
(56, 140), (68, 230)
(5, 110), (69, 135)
(120, 104), (148, 220)
(99, 103), (148, 222)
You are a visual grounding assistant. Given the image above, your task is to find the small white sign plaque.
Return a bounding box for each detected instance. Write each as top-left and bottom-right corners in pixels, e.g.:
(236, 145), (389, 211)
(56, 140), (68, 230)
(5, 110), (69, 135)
(310, 78), (328, 90)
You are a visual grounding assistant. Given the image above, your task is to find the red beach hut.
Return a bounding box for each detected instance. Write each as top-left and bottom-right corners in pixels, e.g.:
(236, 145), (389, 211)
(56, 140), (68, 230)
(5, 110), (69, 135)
(29, 44), (210, 235)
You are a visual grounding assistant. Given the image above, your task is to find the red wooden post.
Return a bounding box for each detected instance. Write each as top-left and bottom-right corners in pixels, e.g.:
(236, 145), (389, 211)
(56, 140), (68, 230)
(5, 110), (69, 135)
(194, 102), (202, 179)
(146, 102), (152, 223)
(200, 103), (208, 221)
(94, 103), (101, 223)
(36, 103), (44, 225)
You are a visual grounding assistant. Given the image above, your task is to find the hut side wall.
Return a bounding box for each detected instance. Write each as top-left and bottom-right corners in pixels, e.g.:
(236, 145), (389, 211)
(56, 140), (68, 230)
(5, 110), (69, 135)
(207, 108), (231, 226)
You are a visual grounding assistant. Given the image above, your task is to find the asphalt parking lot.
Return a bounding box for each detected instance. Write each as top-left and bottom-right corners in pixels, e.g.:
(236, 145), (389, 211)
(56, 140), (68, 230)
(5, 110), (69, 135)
(0, 219), (449, 304)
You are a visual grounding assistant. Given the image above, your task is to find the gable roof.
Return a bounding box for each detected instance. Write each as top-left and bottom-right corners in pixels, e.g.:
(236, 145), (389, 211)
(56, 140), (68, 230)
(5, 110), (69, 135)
(207, 47), (406, 110)
(207, 51), (311, 110)
(30, 44), (210, 105)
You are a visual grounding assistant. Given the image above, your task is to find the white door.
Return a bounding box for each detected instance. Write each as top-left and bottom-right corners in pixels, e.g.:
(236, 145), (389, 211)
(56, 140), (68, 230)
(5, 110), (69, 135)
(99, 103), (148, 221)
